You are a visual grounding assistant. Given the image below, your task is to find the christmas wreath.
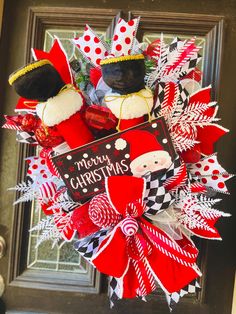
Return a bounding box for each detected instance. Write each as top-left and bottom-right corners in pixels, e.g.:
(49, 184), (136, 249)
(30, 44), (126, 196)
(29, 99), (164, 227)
(3, 16), (233, 311)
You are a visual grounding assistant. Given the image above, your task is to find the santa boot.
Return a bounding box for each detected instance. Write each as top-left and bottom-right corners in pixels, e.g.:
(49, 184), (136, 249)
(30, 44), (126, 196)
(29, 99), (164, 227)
(101, 55), (153, 131)
(9, 59), (94, 149)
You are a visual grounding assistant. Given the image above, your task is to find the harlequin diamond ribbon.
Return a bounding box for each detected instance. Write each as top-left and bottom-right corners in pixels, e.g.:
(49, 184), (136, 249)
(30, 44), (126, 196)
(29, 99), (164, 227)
(144, 171), (175, 216)
(87, 176), (201, 298)
(143, 156), (188, 217)
(16, 130), (38, 144)
(165, 279), (201, 312)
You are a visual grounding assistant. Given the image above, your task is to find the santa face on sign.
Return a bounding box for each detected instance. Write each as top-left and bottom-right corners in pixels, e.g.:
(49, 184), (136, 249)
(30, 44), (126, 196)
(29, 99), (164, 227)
(116, 129), (172, 177)
(130, 150), (172, 177)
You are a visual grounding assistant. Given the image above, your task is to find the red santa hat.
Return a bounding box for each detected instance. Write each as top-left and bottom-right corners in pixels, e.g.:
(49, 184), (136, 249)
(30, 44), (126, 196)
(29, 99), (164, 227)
(115, 130), (163, 162)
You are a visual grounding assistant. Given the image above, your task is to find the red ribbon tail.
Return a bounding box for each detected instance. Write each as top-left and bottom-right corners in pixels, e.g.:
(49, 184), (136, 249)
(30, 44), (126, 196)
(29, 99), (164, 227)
(92, 225), (129, 278)
(133, 259), (156, 297)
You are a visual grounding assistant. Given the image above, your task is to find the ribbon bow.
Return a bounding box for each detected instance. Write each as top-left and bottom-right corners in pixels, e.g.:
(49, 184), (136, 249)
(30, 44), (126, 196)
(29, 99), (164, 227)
(90, 176), (200, 298)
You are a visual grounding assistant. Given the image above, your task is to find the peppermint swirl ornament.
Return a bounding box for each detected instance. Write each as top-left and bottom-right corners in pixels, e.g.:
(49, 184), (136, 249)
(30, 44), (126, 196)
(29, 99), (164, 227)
(121, 217), (139, 236)
(89, 193), (122, 228)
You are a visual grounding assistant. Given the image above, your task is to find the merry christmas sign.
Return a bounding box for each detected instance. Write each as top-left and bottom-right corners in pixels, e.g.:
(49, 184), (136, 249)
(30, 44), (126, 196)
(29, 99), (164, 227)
(52, 117), (176, 201)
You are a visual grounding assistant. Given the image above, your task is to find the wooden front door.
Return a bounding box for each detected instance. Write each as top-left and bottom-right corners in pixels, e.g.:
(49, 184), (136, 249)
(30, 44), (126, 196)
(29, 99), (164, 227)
(0, 1), (235, 314)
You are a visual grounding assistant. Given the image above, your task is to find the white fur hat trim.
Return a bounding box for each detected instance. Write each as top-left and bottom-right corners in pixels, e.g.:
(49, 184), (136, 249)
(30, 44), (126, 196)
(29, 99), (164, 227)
(104, 88), (153, 119)
(36, 89), (83, 127)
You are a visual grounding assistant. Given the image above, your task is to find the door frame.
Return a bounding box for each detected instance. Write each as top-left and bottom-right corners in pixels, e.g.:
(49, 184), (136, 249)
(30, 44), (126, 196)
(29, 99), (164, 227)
(0, 4), (234, 314)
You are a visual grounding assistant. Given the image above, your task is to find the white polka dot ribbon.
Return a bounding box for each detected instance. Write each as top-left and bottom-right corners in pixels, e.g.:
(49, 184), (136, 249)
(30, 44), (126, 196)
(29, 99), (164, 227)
(110, 17), (140, 57)
(188, 153), (233, 194)
(72, 25), (108, 67)
(72, 18), (140, 66)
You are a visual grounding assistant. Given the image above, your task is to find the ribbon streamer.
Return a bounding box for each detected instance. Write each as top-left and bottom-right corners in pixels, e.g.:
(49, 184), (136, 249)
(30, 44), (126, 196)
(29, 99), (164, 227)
(79, 176), (201, 298)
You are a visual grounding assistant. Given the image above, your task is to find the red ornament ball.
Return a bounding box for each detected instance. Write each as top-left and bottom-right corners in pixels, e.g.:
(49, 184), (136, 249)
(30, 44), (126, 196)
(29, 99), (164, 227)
(35, 125), (64, 148)
(21, 114), (39, 132)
